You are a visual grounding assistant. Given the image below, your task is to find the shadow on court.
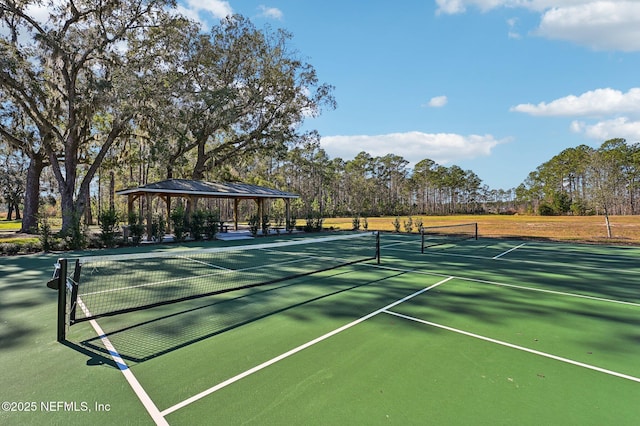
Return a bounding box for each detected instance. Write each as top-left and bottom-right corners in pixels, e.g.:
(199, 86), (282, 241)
(76, 266), (406, 363)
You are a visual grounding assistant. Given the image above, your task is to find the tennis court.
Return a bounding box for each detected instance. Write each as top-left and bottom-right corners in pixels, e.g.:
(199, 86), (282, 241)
(1, 229), (639, 425)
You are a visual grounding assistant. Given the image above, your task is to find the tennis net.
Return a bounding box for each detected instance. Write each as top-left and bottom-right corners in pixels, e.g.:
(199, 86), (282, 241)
(49, 232), (379, 341)
(421, 223), (478, 252)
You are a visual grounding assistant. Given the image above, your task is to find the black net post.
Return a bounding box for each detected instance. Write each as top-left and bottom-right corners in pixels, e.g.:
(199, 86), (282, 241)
(421, 229), (425, 254)
(69, 260), (81, 324)
(475, 222), (478, 240)
(376, 231), (381, 264)
(56, 259), (67, 342)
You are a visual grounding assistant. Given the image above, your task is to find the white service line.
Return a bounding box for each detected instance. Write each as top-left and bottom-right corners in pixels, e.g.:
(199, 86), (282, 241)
(160, 276), (454, 417)
(493, 243), (526, 259)
(384, 309), (640, 384)
(177, 255), (232, 270)
(370, 263), (640, 308)
(77, 298), (169, 426)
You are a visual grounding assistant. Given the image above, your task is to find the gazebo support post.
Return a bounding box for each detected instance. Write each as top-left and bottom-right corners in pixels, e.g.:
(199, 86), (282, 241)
(285, 198), (291, 232)
(145, 193), (153, 241)
(252, 198), (265, 234)
(233, 198), (239, 230)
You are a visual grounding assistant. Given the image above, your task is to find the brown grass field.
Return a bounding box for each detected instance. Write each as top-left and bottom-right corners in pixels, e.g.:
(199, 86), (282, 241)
(1, 215), (640, 247)
(323, 215), (640, 245)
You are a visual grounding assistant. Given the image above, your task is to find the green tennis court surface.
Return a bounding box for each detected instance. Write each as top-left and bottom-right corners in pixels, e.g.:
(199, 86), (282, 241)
(1, 232), (639, 425)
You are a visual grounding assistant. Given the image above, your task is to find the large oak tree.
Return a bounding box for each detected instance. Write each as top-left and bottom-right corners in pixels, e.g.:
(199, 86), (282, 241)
(0, 0), (187, 233)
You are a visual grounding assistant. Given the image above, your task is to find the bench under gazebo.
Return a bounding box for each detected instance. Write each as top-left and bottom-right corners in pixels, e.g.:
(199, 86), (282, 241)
(116, 179), (299, 240)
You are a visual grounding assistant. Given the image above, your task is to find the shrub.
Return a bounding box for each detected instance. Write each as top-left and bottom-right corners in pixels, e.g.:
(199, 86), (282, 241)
(392, 217), (401, 232)
(127, 211), (145, 245)
(0, 243), (20, 256)
(305, 213), (323, 232)
(570, 199), (587, 216)
(99, 208), (120, 248)
(352, 216), (361, 231)
(538, 203), (556, 216)
(287, 216), (297, 233)
(248, 214), (260, 236)
(151, 214), (166, 242)
(204, 211), (220, 240)
(403, 216), (413, 233)
(414, 217), (423, 233)
(274, 214), (285, 234)
(39, 217), (54, 252)
(190, 210), (207, 241)
(304, 214), (314, 232)
(22, 240), (41, 253)
(363, 217), (369, 231)
(63, 212), (88, 250)
(170, 206), (188, 242)
(261, 215), (271, 235)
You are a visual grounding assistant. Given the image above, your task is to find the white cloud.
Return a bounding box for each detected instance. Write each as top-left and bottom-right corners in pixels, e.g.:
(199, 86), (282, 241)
(514, 87), (640, 142)
(427, 96), (448, 108)
(258, 5), (284, 20)
(320, 132), (504, 165)
(571, 117), (640, 141)
(507, 17), (521, 39)
(537, 2), (640, 51)
(436, 1), (620, 15)
(511, 88), (640, 117)
(180, 0), (233, 22)
(436, 1), (640, 51)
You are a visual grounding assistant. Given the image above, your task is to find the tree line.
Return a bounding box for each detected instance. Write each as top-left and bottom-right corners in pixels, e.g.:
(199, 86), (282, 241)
(1, 2), (638, 237)
(216, 136), (638, 226)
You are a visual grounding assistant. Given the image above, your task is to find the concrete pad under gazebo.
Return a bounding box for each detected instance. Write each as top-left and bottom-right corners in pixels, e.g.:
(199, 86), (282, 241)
(116, 178), (299, 240)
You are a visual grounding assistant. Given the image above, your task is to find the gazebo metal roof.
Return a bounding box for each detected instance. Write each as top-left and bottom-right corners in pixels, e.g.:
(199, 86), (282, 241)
(116, 178), (299, 199)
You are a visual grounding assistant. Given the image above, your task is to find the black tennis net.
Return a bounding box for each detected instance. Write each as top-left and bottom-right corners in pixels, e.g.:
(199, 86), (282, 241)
(421, 223), (478, 252)
(50, 232), (379, 340)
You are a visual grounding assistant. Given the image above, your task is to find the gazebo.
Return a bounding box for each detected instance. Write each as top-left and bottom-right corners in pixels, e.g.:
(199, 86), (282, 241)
(116, 179), (299, 239)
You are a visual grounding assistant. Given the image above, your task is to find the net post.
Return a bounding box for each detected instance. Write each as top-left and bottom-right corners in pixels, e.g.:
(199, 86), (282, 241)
(56, 258), (67, 342)
(475, 222), (478, 240)
(69, 260), (81, 324)
(375, 231), (380, 264)
(421, 229), (425, 254)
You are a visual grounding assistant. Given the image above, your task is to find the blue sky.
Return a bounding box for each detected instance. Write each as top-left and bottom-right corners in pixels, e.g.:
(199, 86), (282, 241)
(180, 1), (640, 190)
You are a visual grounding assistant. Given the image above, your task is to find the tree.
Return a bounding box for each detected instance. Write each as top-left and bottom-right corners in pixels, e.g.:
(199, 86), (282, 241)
(0, 104), (46, 229)
(145, 16), (335, 182)
(588, 139), (628, 237)
(0, 143), (26, 220)
(0, 0), (188, 233)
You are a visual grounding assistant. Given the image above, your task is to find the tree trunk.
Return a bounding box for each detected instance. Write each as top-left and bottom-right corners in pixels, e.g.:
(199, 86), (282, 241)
(20, 156), (45, 233)
(84, 190), (92, 226)
(604, 207), (612, 238)
(109, 170), (115, 209)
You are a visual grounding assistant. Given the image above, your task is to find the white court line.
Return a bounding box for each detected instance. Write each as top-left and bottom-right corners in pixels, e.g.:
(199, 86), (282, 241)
(370, 263), (640, 308)
(160, 276), (454, 417)
(493, 243), (526, 259)
(76, 298), (168, 425)
(383, 309), (640, 384)
(177, 255), (232, 271)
